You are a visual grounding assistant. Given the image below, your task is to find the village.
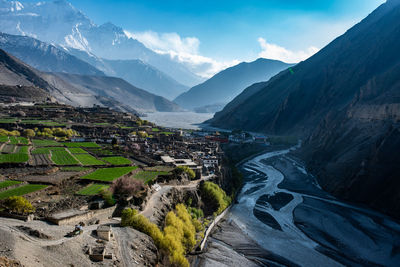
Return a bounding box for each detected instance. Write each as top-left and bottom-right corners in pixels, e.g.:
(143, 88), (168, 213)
(0, 102), (273, 266)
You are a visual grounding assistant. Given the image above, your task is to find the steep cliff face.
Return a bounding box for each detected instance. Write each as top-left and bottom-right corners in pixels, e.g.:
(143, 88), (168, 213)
(210, 0), (400, 218)
(209, 0), (400, 137)
(302, 61), (400, 219)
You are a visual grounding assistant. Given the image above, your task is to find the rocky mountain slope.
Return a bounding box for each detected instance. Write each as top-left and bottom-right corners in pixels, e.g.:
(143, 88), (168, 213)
(174, 58), (292, 111)
(0, 48), (176, 113)
(0, 48), (53, 101)
(50, 72), (182, 112)
(210, 0), (400, 219)
(0, 32), (104, 76)
(0, 32), (188, 100)
(0, 0), (203, 87)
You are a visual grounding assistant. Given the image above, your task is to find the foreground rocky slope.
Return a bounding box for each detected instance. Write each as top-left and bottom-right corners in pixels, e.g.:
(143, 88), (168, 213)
(210, 0), (400, 219)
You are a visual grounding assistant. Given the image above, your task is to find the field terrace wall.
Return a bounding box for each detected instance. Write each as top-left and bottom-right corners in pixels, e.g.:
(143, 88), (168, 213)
(47, 206), (117, 226)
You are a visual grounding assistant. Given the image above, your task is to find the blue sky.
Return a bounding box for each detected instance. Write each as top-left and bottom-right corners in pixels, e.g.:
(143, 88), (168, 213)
(20, 0), (386, 76)
(61, 0), (384, 63)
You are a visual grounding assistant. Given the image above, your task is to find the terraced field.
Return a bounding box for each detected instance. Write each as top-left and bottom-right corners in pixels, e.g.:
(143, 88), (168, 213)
(61, 167), (90, 172)
(9, 136), (28, 145)
(51, 149), (79, 165)
(31, 154), (53, 166)
(134, 171), (170, 184)
(101, 156), (131, 166)
(81, 166), (137, 182)
(74, 154), (105, 166)
(1, 144), (16, 153)
(0, 136), (9, 143)
(0, 180), (21, 190)
(68, 148), (88, 154)
(0, 184), (48, 199)
(32, 139), (62, 147)
(77, 184), (109, 195)
(63, 142), (101, 148)
(0, 153), (29, 164)
(16, 146), (29, 153)
(31, 147), (65, 155)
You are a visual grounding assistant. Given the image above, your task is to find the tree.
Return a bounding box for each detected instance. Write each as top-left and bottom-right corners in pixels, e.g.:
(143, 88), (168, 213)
(23, 129), (35, 138)
(137, 131), (148, 138)
(176, 166), (195, 180)
(3, 196), (35, 214)
(111, 176), (144, 197)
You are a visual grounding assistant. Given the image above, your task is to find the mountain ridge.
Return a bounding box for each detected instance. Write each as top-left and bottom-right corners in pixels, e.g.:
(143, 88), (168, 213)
(174, 58), (292, 111)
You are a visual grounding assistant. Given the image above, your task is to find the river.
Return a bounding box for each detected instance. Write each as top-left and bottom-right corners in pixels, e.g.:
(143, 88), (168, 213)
(196, 147), (400, 267)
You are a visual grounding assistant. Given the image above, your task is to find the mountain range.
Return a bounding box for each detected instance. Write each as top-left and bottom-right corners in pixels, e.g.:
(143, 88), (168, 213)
(174, 58), (292, 112)
(0, 0), (204, 89)
(209, 0), (400, 219)
(0, 47), (180, 113)
(0, 32), (189, 99)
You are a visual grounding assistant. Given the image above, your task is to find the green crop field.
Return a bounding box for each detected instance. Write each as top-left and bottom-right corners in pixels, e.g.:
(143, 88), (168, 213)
(63, 142), (101, 148)
(160, 132), (174, 136)
(9, 136), (18, 145)
(101, 156), (131, 165)
(17, 137), (29, 145)
(61, 166), (90, 172)
(32, 139), (62, 147)
(152, 128), (160, 132)
(74, 154), (105, 166)
(21, 120), (65, 127)
(76, 184), (109, 196)
(82, 166), (137, 182)
(32, 147), (65, 155)
(89, 149), (114, 156)
(0, 180), (21, 190)
(0, 136), (9, 143)
(0, 153), (29, 164)
(51, 150), (79, 165)
(8, 137), (28, 145)
(16, 146), (29, 153)
(0, 118), (17, 124)
(0, 184), (48, 199)
(68, 148), (88, 154)
(134, 171), (170, 184)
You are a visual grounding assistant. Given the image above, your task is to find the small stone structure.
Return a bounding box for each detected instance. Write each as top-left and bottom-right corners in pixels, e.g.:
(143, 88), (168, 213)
(88, 246), (105, 262)
(96, 225), (112, 241)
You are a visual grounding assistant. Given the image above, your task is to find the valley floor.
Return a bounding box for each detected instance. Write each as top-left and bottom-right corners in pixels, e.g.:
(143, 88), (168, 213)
(197, 148), (400, 267)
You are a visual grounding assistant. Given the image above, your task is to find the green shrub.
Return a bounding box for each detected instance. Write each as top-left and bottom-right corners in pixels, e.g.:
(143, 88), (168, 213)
(188, 206), (204, 219)
(176, 166), (195, 180)
(201, 182), (231, 215)
(121, 204), (202, 267)
(100, 188), (116, 206)
(3, 196), (35, 214)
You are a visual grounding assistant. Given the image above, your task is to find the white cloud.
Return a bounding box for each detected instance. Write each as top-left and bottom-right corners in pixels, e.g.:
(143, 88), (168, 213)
(258, 37), (319, 63)
(124, 30), (238, 78)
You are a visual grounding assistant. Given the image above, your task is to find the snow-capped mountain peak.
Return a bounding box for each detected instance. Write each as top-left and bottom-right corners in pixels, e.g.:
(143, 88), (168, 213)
(0, 0), (203, 86)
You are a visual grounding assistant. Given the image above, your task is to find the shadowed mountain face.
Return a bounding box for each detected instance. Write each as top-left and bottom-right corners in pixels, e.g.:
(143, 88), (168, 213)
(210, 0), (400, 219)
(0, 32), (104, 76)
(174, 58), (292, 111)
(0, 48), (52, 101)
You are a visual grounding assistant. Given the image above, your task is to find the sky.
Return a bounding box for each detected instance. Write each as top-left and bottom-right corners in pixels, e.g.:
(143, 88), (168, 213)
(23, 0), (386, 76)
